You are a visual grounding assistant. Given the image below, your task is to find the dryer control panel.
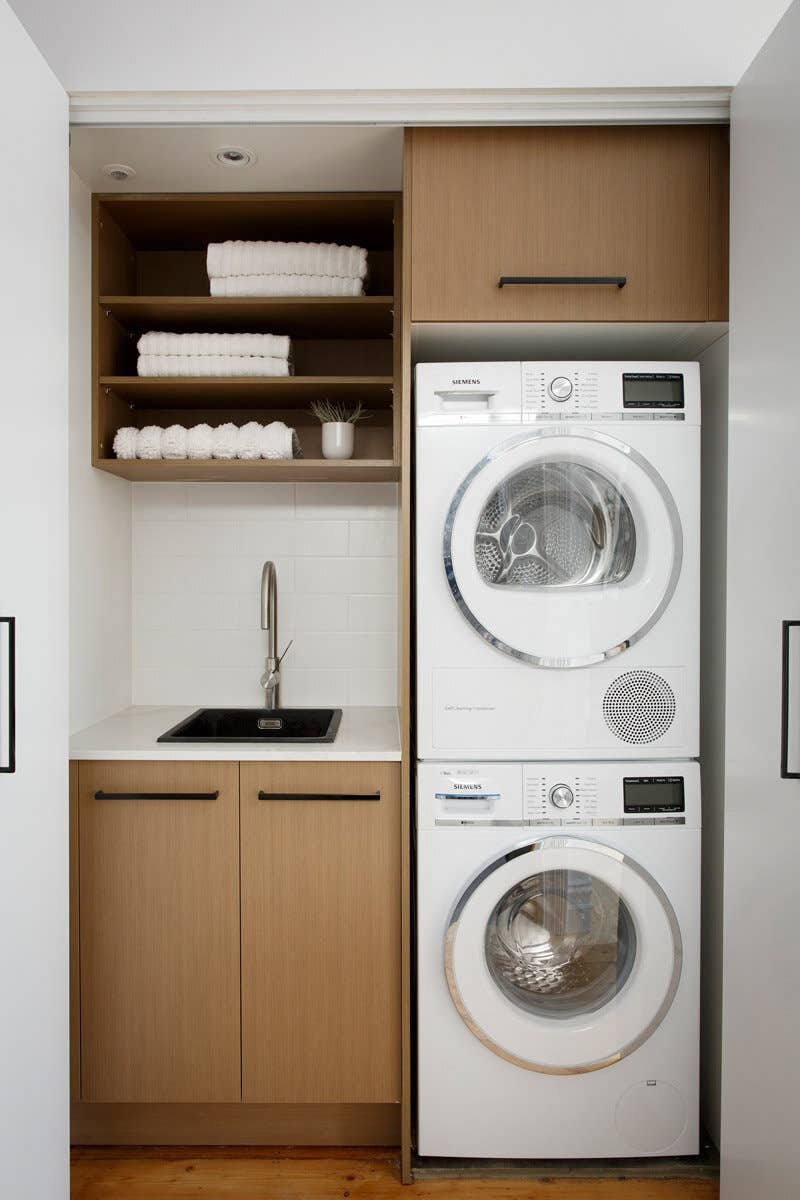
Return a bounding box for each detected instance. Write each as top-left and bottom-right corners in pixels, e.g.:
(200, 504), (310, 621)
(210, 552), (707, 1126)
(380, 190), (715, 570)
(419, 760), (700, 830)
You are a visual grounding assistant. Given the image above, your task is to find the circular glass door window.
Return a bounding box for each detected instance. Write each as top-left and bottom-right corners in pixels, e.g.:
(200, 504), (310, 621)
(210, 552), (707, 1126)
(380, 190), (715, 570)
(475, 462), (636, 590)
(485, 868), (637, 1018)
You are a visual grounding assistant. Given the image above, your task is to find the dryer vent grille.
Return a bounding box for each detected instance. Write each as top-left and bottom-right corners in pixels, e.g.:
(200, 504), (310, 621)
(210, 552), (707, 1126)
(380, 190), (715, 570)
(603, 671), (676, 744)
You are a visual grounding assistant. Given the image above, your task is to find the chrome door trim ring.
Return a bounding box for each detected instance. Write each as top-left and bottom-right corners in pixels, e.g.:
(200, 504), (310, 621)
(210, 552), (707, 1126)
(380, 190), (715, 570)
(442, 427), (684, 668)
(443, 836), (683, 1075)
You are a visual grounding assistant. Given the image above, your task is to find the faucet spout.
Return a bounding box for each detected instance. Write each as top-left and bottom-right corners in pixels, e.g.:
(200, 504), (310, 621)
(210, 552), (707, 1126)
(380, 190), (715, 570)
(260, 560), (277, 662)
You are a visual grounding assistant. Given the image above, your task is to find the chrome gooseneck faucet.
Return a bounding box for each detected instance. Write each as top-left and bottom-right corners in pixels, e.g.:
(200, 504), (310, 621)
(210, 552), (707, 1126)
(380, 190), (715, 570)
(260, 561), (292, 709)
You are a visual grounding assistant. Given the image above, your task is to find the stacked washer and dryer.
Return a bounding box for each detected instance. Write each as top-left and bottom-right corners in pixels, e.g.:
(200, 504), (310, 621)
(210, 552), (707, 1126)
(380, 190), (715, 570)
(415, 362), (701, 1160)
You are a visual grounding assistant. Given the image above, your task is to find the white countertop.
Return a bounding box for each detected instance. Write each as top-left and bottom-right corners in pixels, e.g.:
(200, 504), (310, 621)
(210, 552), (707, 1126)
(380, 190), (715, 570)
(69, 706), (401, 762)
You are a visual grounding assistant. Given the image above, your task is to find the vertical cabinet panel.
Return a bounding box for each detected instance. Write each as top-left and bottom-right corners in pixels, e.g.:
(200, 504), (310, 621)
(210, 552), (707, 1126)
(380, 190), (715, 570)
(78, 761), (241, 1103)
(409, 125), (724, 322)
(241, 762), (401, 1103)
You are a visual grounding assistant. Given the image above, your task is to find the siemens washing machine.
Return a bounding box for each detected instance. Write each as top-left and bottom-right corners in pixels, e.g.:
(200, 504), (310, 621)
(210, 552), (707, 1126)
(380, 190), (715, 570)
(416, 760), (701, 1158)
(415, 361), (700, 760)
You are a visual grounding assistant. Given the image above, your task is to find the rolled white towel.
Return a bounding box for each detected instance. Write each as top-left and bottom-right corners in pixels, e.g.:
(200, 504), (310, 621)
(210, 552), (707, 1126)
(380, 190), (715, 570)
(261, 420), (297, 460)
(162, 424), (188, 459)
(187, 423), (214, 460)
(212, 422), (239, 460)
(136, 426), (163, 460)
(137, 354), (291, 377)
(237, 421), (263, 460)
(112, 426), (138, 459)
(207, 240), (367, 281)
(210, 274), (364, 298)
(137, 331), (292, 359)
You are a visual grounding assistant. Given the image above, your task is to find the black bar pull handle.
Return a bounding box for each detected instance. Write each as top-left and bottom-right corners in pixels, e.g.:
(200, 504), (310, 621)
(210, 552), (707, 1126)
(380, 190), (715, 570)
(258, 791), (380, 802)
(94, 790), (220, 800)
(498, 275), (627, 289)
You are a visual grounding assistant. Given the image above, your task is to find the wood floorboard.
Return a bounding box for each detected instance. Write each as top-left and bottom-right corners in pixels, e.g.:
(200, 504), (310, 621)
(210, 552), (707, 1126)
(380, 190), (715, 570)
(70, 1149), (720, 1199)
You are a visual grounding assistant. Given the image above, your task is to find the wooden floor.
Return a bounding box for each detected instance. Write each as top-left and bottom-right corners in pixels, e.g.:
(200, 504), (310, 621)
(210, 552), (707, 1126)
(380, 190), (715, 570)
(71, 1147), (720, 1199)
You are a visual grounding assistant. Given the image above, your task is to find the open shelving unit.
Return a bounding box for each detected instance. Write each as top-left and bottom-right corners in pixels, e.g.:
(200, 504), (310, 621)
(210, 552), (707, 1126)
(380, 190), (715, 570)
(92, 193), (402, 482)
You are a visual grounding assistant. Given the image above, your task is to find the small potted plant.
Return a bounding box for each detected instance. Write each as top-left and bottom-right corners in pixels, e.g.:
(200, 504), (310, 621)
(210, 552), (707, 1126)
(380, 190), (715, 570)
(310, 398), (371, 460)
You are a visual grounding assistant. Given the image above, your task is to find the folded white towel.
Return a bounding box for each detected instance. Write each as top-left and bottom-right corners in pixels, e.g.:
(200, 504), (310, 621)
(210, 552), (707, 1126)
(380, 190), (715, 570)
(187, 423), (214, 460)
(112, 427), (138, 459)
(162, 424), (188, 459)
(207, 240), (367, 281)
(137, 354), (291, 377)
(261, 420), (297, 460)
(237, 421), (263, 460)
(210, 274), (364, 298)
(136, 426), (163, 460)
(212, 423), (239, 459)
(137, 331), (291, 359)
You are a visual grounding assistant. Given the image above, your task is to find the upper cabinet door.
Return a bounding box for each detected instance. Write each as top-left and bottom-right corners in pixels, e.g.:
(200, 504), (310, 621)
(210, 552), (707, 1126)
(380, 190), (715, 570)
(407, 126), (729, 322)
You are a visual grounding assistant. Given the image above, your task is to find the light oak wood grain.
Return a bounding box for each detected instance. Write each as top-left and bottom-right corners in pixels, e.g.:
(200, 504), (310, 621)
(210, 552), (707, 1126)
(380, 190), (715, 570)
(78, 761), (241, 1103)
(408, 126), (727, 322)
(71, 1102), (399, 1146)
(240, 762), (401, 1104)
(69, 762), (80, 1102)
(70, 1149), (719, 1199)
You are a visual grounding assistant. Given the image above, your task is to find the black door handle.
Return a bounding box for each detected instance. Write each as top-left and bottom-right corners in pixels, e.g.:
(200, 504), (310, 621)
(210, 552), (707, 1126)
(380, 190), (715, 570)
(498, 275), (627, 289)
(257, 791), (380, 801)
(94, 790), (220, 800)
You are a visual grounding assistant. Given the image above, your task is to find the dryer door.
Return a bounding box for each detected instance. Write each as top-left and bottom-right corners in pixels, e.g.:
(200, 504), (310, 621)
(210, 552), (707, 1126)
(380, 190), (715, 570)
(445, 427), (682, 667)
(445, 836), (682, 1074)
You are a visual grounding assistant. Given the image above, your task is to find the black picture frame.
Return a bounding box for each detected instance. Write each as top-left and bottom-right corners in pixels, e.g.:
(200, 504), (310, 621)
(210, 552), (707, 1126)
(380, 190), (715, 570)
(780, 620), (800, 779)
(0, 617), (15, 774)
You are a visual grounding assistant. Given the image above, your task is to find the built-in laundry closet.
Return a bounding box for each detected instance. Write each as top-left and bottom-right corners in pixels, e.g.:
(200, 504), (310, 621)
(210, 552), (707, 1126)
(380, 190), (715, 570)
(64, 119), (731, 1185)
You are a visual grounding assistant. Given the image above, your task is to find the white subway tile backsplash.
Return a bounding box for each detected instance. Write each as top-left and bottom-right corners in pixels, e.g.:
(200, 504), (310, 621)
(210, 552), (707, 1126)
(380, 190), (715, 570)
(131, 481), (399, 707)
(348, 595), (398, 632)
(348, 521), (398, 557)
(295, 482), (398, 520)
(187, 482), (295, 521)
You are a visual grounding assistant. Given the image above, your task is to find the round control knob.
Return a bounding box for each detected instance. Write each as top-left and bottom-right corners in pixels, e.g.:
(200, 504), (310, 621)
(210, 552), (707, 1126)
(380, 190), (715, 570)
(549, 784), (575, 810)
(548, 376), (573, 402)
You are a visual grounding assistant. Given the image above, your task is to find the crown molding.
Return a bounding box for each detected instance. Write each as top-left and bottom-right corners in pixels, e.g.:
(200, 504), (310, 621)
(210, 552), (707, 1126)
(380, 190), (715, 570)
(69, 87), (731, 127)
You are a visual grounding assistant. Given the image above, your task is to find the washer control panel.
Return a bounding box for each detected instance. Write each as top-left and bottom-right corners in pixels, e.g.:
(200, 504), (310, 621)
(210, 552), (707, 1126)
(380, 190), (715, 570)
(418, 761), (700, 829)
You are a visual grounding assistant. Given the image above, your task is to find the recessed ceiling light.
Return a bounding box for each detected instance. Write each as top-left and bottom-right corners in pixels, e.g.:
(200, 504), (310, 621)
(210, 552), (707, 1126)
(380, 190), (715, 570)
(213, 146), (257, 168)
(102, 163), (136, 181)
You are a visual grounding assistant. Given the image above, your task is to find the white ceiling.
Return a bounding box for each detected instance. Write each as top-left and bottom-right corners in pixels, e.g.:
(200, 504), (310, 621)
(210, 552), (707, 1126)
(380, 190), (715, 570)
(9, 0), (795, 92)
(70, 125), (404, 192)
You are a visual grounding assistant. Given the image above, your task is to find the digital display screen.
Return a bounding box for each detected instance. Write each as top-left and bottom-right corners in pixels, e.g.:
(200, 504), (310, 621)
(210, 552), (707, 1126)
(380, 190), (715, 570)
(623, 373), (684, 409)
(624, 777), (685, 813)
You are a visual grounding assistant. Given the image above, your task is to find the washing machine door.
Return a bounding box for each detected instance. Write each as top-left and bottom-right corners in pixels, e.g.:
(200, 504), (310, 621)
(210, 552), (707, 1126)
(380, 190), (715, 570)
(444, 427), (682, 667)
(445, 836), (682, 1074)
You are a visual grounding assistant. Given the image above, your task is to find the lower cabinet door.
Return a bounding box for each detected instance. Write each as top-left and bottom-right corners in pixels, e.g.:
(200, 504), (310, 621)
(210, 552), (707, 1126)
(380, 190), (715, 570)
(240, 761), (401, 1103)
(78, 761), (241, 1102)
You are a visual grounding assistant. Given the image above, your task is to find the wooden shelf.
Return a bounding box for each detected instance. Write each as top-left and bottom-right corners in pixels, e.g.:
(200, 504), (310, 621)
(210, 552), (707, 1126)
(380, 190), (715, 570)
(99, 296), (395, 338)
(95, 458), (400, 483)
(100, 375), (394, 410)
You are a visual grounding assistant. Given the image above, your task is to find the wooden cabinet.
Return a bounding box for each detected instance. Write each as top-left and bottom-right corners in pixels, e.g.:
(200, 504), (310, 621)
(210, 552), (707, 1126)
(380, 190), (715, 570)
(240, 761), (401, 1103)
(71, 756), (401, 1135)
(407, 125), (729, 322)
(77, 761), (241, 1102)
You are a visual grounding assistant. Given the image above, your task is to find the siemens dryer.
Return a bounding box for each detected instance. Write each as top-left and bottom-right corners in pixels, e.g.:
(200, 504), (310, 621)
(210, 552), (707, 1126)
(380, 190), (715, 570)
(415, 362), (700, 760)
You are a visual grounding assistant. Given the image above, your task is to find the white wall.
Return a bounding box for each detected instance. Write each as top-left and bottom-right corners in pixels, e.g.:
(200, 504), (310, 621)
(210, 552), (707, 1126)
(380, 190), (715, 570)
(698, 332), (728, 1149)
(0, 3), (69, 1196)
(69, 172), (132, 731)
(721, 2), (800, 1195)
(132, 482), (398, 708)
(8, 0), (793, 91)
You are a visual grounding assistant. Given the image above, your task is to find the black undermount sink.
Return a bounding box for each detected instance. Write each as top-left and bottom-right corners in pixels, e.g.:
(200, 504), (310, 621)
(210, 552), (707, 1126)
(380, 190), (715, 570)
(158, 707), (342, 744)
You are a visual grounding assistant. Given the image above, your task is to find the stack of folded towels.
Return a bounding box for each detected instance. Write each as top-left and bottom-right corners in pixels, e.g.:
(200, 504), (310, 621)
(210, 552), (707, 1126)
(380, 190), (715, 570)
(136, 331), (292, 377)
(113, 421), (301, 461)
(207, 240), (368, 297)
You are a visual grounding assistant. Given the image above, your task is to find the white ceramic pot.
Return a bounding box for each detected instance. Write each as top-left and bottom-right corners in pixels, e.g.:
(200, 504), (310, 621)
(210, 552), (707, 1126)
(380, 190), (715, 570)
(321, 421), (354, 460)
